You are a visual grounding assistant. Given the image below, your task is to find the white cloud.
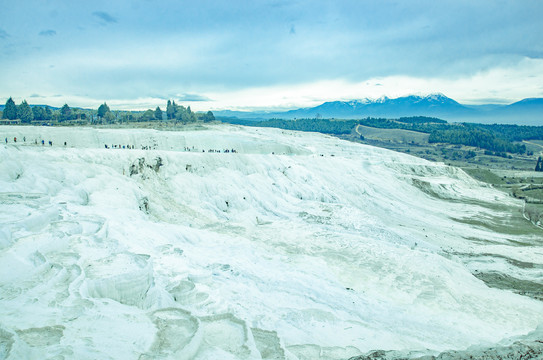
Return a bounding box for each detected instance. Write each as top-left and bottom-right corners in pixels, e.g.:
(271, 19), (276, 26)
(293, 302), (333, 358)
(6, 57), (543, 111)
(201, 57), (543, 110)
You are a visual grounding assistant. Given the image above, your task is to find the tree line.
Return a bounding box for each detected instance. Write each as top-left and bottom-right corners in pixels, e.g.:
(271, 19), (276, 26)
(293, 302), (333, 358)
(220, 115), (543, 155)
(358, 117), (449, 133)
(249, 118), (359, 135)
(357, 117), (537, 154)
(164, 100), (215, 123)
(223, 116), (448, 136)
(428, 127), (527, 154)
(470, 123), (543, 142)
(1, 97), (215, 124)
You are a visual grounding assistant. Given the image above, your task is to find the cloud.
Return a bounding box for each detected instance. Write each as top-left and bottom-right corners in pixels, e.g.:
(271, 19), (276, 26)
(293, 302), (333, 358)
(177, 93), (212, 102)
(39, 30), (57, 37)
(2, 1), (543, 110)
(92, 11), (117, 24)
(470, 98), (511, 105)
(30, 94), (42, 98)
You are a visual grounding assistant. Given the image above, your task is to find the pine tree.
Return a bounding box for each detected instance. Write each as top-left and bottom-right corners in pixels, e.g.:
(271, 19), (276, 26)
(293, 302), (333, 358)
(44, 106), (53, 120)
(166, 100), (175, 120)
(175, 105), (188, 122)
(203, 111), (215, 123)
(154, 106), (163, 120)
(32, 106), (45, 120)
(536, 157), (542, 172)
(97, 103), (110, 118)
(18, 100), (34, 123)
(141, 109), (155, 122)
(104, 111), (115, 123)
(3, 97), (17, 120)
(60, 104), (72, 122)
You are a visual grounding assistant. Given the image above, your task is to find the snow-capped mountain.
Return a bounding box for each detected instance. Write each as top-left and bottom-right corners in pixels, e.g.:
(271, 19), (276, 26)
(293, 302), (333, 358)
(215, 94), (543, 124)
(215, 94), (470, 120)
(285, 93), (472, 119)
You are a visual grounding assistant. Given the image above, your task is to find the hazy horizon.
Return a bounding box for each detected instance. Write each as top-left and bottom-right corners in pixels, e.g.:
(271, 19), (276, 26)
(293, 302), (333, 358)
(0, 92), (537, 113)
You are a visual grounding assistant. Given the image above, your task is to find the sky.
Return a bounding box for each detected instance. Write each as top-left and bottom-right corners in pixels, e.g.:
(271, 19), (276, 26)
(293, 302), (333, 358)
(1, 0), (543, 111)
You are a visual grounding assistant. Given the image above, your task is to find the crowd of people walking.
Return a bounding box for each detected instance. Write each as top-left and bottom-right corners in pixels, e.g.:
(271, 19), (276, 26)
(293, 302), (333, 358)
(5, 136), (56, 146)
(4, 135), (239, 154)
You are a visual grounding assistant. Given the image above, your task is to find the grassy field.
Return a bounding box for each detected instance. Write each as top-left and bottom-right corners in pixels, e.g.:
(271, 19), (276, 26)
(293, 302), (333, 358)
(355, 125), (430, 144)
(342, 125), (541, 172)
(339, 125), (543, 227)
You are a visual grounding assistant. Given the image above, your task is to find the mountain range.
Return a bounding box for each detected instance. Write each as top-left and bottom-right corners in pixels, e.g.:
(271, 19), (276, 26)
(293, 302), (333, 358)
(215, 94), (543, 125)
(1, 94), (541, 125)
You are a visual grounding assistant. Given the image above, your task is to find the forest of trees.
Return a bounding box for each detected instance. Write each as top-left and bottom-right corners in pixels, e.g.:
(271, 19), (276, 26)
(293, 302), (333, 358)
(356, 117), (539, 154)
(249, 118), (359, 135)
(1, 97), (88, 123)
(428, 127), (527, 154)
(220, 116), (543, 155)
(2, 98), (215, 124)
(229, 116), (448, 136)
(397, 116), (447, 124)
(471, 123), (543, 142)
(358, 117), (449, 133)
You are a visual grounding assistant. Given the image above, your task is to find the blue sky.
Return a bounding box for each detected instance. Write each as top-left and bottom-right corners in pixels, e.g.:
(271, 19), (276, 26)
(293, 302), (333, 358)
(1, 0), (543, 111)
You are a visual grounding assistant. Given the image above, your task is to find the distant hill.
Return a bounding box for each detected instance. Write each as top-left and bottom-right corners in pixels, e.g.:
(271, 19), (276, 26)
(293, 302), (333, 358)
(0, 104), (60, 111)
(503, 98), (543, 117)
(2, 95), (541, 125)
(215, 94), (543, 125)
(509, 98), (543, 108)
